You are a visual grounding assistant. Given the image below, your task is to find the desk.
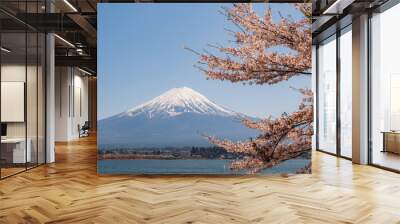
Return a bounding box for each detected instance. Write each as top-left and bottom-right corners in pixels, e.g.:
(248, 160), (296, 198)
(1, 138), (31, 163)
(382, 131), (400, 154)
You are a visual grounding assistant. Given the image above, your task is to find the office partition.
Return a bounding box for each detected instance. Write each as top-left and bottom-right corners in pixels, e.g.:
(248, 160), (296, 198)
(0, 1), (47, 179)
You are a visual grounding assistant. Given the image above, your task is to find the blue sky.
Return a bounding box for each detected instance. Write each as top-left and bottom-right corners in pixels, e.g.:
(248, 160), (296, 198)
(98, 3), (310, 119)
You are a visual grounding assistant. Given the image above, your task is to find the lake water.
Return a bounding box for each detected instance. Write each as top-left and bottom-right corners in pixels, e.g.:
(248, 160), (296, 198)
(97, 159), (310, 174)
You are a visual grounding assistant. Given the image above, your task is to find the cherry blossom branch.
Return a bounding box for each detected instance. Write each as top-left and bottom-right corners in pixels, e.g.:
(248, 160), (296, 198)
(192, 3), (313, 174)
(188, 3), (311, 85)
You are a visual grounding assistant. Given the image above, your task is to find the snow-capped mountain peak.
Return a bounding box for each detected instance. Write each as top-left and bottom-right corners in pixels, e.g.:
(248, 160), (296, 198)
(119, 87), (237, 119)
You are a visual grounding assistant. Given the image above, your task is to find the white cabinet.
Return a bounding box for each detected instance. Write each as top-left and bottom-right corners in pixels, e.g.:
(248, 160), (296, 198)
(1, 138), (32, 163)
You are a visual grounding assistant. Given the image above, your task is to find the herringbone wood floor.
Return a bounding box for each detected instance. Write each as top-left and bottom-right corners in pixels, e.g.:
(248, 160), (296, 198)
(1, 135), (400, 224)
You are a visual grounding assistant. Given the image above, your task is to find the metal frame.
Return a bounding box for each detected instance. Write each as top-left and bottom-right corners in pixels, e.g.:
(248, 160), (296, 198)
(367, 10), (373, 166)
(315, 23), (353, 162)
(315, 0), (400, 171)
(25, 3), (28, 172)
(0, 0), (47, 180)
(315, 32), (338, 156)
(336, 28), (341, 157)
(338, 24), (353, 161)
(367, 0), (400, 172)
(315, 44), (320, 152)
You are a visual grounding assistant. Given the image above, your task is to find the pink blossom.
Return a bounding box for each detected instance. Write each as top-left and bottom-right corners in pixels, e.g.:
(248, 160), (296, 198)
(194, 4), (312, 174)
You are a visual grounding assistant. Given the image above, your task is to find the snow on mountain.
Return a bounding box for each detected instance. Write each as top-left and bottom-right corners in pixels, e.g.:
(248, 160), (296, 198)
(117, 87), (238, 119)
(99, 87), (259, 148)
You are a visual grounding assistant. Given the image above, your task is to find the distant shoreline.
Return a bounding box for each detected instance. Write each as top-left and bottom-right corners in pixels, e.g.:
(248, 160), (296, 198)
(98, 149), (311, 161)
(98, 154), (234, 160)
(98, 146), (243, 160)
(98, 157), (231, 161)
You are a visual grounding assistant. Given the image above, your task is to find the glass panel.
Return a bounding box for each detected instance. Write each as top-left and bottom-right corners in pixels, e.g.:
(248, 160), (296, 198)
(27, 31), (38, 169)
(0, 1), (46, 178)
(38, 32), (45, 165)
(318, 35), (337, 154)
(339, 27), (352, 158)
(1, 31), (27, 178)
(371, 4), (400, 171)
(26, 0), (39, 169)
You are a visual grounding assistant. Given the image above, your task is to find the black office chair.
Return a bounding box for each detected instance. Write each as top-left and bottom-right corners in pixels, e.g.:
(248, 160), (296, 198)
(79, 121), (90, 138)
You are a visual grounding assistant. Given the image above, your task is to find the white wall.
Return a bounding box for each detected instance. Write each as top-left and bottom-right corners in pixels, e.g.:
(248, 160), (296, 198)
(1, 65), (37, 137)
(1, 65), (27, 143)
(72, 73), (89, 138)
(55, 67), (69, 141)
(55, 67), (89, 141)
(1, 63), (47, 164)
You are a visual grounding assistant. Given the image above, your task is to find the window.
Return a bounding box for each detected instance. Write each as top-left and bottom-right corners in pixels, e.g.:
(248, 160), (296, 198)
(318, 36), (336, 153)
(339, 26), (352, 158)
(318, 35), (337, 154)
(370, 3), (400, 171)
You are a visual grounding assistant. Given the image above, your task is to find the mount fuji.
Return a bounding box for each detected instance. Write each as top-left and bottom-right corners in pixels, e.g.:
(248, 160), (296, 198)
(98, 87), (259, 149)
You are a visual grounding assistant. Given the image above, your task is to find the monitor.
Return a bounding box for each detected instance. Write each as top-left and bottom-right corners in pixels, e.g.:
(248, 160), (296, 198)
(1, 123), (7, 137)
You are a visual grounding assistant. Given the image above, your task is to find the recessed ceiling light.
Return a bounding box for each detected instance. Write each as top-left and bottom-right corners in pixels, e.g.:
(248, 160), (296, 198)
(54, 34), (75, 48)
(78, 67), (93, 76)
(63, 0), (78, 12)
(322, 0), (355, 15)
(1, 47), (11, 53)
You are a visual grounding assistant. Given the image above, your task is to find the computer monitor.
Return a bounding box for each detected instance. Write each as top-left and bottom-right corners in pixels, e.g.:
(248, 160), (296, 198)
(1, 123), (7, 137)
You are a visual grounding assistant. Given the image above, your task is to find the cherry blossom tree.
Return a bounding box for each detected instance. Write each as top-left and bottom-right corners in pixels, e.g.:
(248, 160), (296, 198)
(190, 3), (312, 173)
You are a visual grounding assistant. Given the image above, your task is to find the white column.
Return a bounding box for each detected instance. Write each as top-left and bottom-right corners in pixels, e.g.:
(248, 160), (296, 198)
(46, 32), (55, 163)
(45, 0), (56, 164)
(312, 45), (317, 151)
(352, 14), (369, 164)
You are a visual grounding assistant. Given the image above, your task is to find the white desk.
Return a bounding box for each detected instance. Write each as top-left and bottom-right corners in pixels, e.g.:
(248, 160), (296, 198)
(382, 131), (400, 154)
(1, 138), (31, 163)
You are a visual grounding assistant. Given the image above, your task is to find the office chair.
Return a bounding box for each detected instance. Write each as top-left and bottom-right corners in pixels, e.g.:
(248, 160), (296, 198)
(79, 121), (90, 138)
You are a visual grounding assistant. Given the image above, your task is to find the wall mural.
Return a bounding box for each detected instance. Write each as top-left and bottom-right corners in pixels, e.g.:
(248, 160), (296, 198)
(98, 3), (312, 175)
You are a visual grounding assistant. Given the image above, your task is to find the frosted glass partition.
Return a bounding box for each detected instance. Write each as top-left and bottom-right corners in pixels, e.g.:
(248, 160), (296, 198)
(318, 36), (337, 154)
(371, 4), (400, 170)
(339, 27), (352, 158)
